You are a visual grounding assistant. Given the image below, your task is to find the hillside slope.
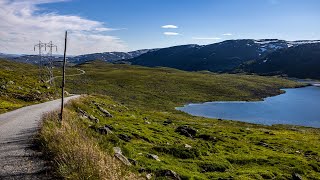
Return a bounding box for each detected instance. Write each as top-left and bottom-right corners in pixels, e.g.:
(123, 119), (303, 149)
(39, 61), (320, 179)
(239, 43), (320, 79)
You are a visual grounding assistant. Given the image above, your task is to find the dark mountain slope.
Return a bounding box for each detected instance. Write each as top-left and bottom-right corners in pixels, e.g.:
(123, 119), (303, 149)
(129, 39), (289, 72)
(241, 43), (320, 79)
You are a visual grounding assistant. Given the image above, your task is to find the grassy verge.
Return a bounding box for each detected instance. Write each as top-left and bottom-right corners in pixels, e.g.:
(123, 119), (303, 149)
(39, 100), (142, 180)
(38, 61), (320, 179)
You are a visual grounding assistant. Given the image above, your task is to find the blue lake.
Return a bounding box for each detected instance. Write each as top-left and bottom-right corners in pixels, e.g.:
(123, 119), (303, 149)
(177, 86), (320, 128)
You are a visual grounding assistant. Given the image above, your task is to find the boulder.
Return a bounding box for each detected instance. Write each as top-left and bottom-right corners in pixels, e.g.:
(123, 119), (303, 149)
(93, 102), (113, 117)
(147, 154), (160, 161)
(175, 125), (197, 138)
(156, 170), (181, 180)
(113, 147), (131, 166)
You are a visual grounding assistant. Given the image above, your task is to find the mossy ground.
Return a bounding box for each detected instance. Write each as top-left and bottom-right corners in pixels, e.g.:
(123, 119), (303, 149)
(54, 61), (319, 179)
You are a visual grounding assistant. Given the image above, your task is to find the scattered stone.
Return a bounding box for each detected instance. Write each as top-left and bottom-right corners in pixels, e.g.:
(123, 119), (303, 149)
(118, 134), (131, 142)
(146, 173), (152, 180)
(156, 170), (181, 180)
(184, 144), (192, 149)
(144, 121), (151, 125)
(175, 125), (197, 138)
(65, 91), (70, 96)
(89, 115), (99, 123)
(113, 147), (131, 166)
(256, 141), (273, 149)
(0, 85), (6, 90)
(198, 134), (217, 141)
(163, 119), (173, 125)
(7, 81), (14, 85)
(93, 102), (113, 117)
(35, 90), (41, 94)
(97, 126), (113, 135)
(113, 147), (122, 154)
(143, 117), (148, 120)
(105, 124), (115, 131)
(17, 86), (22, 90)
(128, 158), (137, 166)
(138, 167), (146, 173)
(292, 173), (303, 180)
(147, 154), (161, 161)
(264, 131), (275, 135)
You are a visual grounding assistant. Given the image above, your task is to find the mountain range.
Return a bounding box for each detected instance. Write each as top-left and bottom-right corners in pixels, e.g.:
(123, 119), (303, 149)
(3, 39), (320, 79)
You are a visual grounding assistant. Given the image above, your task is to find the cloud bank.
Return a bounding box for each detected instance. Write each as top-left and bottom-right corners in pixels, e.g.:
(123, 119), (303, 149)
(0, 0), (127, 55)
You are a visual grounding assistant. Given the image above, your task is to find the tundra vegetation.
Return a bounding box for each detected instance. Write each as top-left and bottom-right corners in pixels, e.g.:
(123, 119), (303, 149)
(1, 59), (319, 179)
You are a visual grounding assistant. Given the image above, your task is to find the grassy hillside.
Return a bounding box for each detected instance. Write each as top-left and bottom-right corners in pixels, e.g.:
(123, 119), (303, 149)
(40, 61), (320, 179)
(0, 59), (57, 113)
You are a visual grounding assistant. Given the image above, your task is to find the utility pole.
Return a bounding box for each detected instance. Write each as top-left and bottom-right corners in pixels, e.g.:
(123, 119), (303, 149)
(60, 31), (68, 122)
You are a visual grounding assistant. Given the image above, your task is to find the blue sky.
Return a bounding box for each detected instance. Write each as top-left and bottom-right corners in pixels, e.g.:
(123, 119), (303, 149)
(1, 0), (319, 55)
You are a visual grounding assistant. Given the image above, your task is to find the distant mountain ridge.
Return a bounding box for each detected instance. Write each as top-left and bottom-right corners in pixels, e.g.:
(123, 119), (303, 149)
(129, 39), (320, 73)
(3, 39), (320, 79)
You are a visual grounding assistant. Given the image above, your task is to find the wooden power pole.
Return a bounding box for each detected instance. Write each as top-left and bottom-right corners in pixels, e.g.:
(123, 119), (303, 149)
(60, 31), (68, 121)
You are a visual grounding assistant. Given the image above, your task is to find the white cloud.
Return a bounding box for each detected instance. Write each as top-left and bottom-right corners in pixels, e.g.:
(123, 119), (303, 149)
(162, 25), (178, 29)
(222, 33), (233, 36)
(164, 32), (181, 36)
(192, 37), (221, 40)
(0, 0), (127, 55)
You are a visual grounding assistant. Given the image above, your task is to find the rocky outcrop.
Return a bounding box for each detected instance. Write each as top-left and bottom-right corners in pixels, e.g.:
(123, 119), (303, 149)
(175, 125), (197, 138)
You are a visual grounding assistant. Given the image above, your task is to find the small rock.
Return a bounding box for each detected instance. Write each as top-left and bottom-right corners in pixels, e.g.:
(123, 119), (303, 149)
(7, 81), (14, 85)
(65, 91), (70, 96)
(163, 119), (173, 125)
(113, 147), (122, 154)
(144, 121), (151, 124)
(97, 126), (113, 135)
(175, 125), (197, 138)
(93, 102), (113, 117)
(292, 173), (303, 180)
(35, 90), (41, 94)
(147, 154), (160, 161)
(138, 167), (146, 173)
(0, 85), (6, 90)
(113, 147), (131, 166)
(146, 173), (152, 180)
(184, 144), (192, 149)
(118, 134), (131, 142)
(17, 86), (22, 90)
(257, 141), (272, 149)
(89, 115), (99, 123)
(128, 158), (137, 166)
(156, 170), (181, 180)
(198, 134), (217, 141)
(105, 124), (115, 131)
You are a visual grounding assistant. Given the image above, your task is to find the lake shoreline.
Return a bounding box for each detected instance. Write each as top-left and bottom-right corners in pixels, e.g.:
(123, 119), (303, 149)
(176, 85), (320, 128)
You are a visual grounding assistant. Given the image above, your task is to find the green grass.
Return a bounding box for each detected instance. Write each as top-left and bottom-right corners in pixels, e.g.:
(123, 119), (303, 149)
(47, 61), (318, 179)
(2, 59), (319, 179)
(0, 59), (57, 113)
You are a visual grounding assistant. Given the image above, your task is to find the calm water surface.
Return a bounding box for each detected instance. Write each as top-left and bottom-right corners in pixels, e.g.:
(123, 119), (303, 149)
(177, 86), (320, 128)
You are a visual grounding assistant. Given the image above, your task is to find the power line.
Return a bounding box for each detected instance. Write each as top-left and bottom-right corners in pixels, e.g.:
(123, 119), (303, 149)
(34, 41), (58, 85)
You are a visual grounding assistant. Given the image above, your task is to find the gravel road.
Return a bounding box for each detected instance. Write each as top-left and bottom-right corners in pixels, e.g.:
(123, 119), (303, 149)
(0, 95), (80, 180)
